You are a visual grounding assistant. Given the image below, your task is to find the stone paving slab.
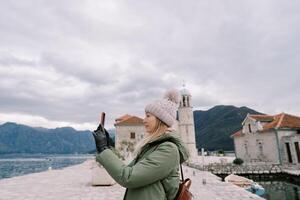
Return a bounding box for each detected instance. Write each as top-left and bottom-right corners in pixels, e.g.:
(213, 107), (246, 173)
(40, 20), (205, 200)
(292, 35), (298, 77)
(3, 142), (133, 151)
(184, 167), (264, 200)
(0, 159), (264, 200)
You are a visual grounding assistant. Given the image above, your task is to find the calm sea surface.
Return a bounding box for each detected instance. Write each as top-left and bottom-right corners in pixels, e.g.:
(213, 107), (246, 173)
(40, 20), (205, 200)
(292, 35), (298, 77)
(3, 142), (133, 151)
(0, 154), (94, 180)
(259, 180), (300, 200)
(246, 175), (300, 200)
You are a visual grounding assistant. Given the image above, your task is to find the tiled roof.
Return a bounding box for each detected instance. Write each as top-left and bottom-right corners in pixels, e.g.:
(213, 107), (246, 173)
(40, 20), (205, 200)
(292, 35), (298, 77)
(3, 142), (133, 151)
(231, 130), (242, 137)
(273, 113), (300, 129)
(115, 114), (131, 123)
(248, 114), (274, 122)
(231, 113), (300, 137)
(114, 115), (144, 126)
(261, 113), (282, 131)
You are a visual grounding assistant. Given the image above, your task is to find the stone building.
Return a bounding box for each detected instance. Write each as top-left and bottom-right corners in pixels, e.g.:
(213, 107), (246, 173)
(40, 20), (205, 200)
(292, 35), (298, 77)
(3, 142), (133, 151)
(114, 114), (145, 160)
(232, 113), (300, 167)
(175, 86), (198, 159)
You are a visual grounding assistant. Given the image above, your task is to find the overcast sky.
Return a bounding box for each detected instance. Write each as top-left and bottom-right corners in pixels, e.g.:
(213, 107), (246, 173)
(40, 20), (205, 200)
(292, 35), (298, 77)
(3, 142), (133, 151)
(0, 0), (299, 130)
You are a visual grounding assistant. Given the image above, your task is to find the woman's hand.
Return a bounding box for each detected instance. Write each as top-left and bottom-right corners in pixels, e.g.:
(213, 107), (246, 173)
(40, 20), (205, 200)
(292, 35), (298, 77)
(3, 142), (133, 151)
(93, 124), (110, 153)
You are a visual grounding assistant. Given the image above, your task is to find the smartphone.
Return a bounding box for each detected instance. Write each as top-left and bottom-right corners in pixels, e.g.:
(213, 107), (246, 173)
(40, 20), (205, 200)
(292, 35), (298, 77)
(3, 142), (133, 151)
(100, 112), (109, 145)
(100, 112), (105, 128)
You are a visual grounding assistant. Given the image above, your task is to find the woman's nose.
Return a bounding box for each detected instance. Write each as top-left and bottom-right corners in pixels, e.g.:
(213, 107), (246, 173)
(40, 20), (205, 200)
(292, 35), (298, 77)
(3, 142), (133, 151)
(143, 118), (147, 124)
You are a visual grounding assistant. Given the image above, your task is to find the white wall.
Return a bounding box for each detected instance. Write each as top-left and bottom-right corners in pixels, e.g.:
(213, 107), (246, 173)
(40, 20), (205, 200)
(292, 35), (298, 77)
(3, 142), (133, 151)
(178, 106), (198, 159)
(234, 131), (280, 164)
(278, 130), (300, 166)
(242, 118), (262, 134)
(115, 125), (146, 158)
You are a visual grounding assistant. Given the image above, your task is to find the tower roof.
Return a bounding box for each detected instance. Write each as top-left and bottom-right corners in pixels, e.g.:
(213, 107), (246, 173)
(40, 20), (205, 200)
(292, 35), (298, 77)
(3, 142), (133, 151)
(180, 83), (191, 96)
(180, 88), (191, 96)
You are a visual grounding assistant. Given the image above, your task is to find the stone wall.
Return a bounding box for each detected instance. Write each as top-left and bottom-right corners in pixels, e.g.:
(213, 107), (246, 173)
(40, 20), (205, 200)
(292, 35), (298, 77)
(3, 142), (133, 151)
(234, 131), (280, 164)
(115, 125), (145, 159)
(278, 130), (299, 165)
(188, 163), (282, 175)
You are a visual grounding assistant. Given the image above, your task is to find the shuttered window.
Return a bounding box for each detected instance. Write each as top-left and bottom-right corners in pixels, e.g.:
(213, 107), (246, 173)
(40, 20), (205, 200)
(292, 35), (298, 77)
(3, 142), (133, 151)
(130, 132), (135, 139)
(295, 142), (300, 163)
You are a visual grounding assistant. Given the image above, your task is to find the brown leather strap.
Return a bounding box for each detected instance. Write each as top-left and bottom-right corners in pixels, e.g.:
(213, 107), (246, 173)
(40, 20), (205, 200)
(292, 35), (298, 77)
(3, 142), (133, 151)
(180, 162), (184, 181)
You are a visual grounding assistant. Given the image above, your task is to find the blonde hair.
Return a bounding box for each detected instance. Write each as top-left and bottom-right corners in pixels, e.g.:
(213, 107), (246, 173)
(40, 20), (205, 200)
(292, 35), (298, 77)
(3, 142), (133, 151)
(134, 117), (169, 156)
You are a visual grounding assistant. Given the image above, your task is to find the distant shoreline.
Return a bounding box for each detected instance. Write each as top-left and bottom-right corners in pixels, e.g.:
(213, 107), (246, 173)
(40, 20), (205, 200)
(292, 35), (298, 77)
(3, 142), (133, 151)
(0, 154), (94, 180)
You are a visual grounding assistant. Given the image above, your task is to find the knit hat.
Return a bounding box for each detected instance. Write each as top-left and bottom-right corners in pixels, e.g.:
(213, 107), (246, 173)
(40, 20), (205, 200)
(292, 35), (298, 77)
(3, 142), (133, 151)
(145, 89), (180, 127)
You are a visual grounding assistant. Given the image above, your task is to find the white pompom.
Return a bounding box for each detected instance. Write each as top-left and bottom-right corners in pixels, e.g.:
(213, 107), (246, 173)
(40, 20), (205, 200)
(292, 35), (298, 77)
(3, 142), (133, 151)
(163, 89), (180, 104)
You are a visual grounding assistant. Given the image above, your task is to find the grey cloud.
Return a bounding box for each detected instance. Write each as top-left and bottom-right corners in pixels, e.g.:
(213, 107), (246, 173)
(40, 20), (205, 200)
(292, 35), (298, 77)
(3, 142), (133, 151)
(0, 53), (36, 66)
(0, 0), (300, 129)
(39, 53), (119, 85)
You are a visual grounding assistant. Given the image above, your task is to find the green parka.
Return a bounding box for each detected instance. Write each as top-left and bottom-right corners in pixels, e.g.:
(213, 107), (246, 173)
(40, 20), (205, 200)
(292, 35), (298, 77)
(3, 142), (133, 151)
(96, 131), (189, 200)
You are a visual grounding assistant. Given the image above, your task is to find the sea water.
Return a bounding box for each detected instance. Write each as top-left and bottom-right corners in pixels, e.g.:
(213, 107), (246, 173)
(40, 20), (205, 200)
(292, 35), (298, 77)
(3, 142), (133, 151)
(0, 154), (94, 180)
(247, 174), (300, 200)
(259, 180), (300, 200)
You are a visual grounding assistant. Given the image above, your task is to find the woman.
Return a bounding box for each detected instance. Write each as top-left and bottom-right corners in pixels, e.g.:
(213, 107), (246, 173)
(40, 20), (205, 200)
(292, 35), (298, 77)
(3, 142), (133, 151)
(93, 89), (189, 200)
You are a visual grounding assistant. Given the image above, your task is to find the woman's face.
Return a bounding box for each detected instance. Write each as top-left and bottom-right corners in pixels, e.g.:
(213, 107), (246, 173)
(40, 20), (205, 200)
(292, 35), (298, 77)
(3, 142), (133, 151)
(143, 112), (158, 133)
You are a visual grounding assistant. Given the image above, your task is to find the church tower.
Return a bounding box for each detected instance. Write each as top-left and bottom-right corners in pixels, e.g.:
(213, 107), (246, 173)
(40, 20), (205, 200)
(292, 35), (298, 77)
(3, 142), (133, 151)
(178, 84), (198, 159)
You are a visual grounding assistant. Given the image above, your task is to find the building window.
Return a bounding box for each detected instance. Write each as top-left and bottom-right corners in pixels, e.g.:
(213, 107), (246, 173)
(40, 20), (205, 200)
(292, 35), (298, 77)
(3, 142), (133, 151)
(130, 132), (135, 139)
(248, 124), (252, 133)
(295, 142), (300, 163)
(258, 142), (263, 156)
(244, 142), (249, 155)
(285, 142), (293, 163)
(185, 125), (189, 134)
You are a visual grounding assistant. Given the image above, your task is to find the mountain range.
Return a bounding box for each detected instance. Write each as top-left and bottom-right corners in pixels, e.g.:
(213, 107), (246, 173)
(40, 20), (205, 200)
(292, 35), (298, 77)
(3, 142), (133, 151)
(194, 105), (262, 151)
(0, 122), (115, 154)
(0, 105), (262, 154)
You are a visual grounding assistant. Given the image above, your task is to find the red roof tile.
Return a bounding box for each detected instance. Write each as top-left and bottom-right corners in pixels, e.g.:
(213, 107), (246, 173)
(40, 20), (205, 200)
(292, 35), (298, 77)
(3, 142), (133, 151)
(232, 113), (300, 137)
(231, 130), (242, 137)
(248, 114), (274, 122)
(115, 114), (131, 123)
(250, 113), (300, 130)
(276, 113), (300, 129)
(115, 115), (144, 126)
(261, 113), (283, 131)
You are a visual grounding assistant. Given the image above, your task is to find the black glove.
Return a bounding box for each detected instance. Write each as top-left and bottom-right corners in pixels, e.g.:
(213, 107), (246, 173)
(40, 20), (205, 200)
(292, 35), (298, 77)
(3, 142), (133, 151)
(93, 124), (110, 154)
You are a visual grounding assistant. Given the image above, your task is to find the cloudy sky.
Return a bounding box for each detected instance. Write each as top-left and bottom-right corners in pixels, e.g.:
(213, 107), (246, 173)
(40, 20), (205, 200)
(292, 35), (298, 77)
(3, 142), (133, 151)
(0, 0), (299, 130)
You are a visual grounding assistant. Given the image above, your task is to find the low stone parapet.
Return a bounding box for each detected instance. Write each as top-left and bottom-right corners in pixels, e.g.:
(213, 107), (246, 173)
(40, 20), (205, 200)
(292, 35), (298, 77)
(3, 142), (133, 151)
(187, 162), (283, 175)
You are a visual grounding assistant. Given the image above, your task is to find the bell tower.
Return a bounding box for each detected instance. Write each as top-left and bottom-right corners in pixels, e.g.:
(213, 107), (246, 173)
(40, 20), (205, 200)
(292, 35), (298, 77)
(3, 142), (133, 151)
(178, 84), (198, 159)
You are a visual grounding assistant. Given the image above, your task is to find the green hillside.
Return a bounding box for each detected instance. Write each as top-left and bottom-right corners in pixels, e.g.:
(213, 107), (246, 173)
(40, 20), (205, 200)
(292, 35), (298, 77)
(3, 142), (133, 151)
(194, 105), (262, 151)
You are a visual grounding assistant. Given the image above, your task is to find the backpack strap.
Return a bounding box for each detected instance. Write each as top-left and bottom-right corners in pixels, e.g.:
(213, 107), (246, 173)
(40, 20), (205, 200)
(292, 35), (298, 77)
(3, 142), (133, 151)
(179, 162), (184, 181)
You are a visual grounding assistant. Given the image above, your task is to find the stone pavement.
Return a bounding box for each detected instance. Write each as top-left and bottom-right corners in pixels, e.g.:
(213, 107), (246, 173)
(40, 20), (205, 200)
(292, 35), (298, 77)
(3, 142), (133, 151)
(0, 159), (264, 200)
(184, 167), (263, 200)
